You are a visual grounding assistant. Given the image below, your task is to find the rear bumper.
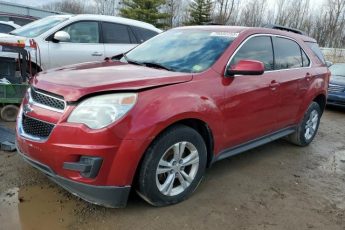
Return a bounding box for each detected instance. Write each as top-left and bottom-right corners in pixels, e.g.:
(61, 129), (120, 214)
(17, 144), (131, 208)
(327, 93), (345, 107)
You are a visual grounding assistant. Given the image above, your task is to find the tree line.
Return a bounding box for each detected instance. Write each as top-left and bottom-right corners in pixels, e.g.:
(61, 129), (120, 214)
(42, 0), (345, 48)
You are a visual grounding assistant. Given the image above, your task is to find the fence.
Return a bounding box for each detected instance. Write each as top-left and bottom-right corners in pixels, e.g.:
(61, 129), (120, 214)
(321, 48), (345, 63)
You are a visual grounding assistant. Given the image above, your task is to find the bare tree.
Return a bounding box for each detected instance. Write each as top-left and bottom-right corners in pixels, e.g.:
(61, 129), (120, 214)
(214, 0), (237, 25)
(42, 0), (88, 14)
(165, 0), (182, 28)
(238, 0), (268, 27)
(94, 0), (121, 16)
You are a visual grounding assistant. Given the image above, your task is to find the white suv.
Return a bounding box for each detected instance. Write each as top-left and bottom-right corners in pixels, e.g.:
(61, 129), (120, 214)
(0, 14), (161, 71)
(0, 21), (20, 33)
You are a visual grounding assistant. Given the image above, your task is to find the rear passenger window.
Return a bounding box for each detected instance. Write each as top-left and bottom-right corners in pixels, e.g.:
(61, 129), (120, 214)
(273, 37), (302, 69)
(131, 26), (158, 43)
(230, 36), (274, 71)
(0, 24), (14, 33)
(102, 22), (131, 44)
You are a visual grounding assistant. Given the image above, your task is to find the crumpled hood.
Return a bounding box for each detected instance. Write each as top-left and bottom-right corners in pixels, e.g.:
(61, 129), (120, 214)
(32, 61), (193, 101)
(330, 75), (345, 86)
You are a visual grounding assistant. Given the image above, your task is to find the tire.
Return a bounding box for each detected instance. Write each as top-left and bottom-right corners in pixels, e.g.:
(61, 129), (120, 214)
(1, 105), (19, 122)
(287, 102), (321, 146)
(137, 125), (207, 207)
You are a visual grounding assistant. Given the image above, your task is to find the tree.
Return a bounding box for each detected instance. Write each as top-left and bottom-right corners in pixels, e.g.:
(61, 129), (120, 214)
(214, 0), (237, 25)
(164, 0), (182, 28)
(42, 0), (88, 14)
(188, 0), (213, 25)
(120, 0), (169, 28)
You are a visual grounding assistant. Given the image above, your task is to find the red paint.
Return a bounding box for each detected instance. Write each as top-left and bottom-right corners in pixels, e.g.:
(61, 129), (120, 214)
(16, 26), (329, 188)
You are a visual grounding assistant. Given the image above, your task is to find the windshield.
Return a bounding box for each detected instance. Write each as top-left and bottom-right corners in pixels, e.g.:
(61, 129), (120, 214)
(123, 29), (235, 73)
(329, 64), (345, 77)
(10, 16), (69, 38)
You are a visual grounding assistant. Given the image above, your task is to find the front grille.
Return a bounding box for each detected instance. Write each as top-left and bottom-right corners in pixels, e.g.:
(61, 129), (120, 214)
(328, 84), (345, 93)
(22, 115), (55, 139)
(31, 88), (65, 111)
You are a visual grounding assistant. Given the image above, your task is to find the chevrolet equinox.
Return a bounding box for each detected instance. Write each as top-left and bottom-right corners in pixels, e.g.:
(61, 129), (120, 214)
(16, 26), (330, 207)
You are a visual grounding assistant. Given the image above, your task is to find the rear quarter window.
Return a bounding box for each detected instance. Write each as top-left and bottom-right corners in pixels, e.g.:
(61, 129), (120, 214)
(306, 42), (325, 64)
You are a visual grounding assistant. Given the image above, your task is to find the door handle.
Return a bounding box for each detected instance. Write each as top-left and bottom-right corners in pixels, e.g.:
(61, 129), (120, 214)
(305, 72), (312, 82)
(91, 52), (103, 56)
(269, 80), (280, 90)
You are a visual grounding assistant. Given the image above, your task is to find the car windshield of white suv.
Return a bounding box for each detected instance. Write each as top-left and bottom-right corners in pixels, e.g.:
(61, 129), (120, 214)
(10, 16), (68, 38)
(329, 64), (345, 77)
(123, 30), (235, 73)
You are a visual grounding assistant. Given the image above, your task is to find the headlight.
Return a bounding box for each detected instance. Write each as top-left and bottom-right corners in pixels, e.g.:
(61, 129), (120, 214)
(68, 93), (137, 129)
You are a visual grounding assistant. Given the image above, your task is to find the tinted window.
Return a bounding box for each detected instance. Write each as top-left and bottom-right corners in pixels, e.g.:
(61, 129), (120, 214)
(0, 24), (14, 33)
(131, 26), (158, 43)
(301, 49), (310, 67)
(102, 22), (131, 44)
(306, 42), (325, 64)
(231, 36), (274, 70)
(62, 21), (99, 43)
(274, 37), (302, 69)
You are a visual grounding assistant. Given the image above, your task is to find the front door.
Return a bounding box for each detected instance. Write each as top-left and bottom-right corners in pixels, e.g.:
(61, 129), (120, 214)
(222, 35), (280, 148)
(48, 21), (105, 69)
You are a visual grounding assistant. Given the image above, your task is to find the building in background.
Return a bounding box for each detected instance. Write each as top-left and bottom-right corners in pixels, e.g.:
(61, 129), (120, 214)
(0, 0), (62, 25)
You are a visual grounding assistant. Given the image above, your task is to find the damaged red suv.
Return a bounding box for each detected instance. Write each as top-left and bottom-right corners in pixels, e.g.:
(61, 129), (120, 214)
(16, 25), (329, 207)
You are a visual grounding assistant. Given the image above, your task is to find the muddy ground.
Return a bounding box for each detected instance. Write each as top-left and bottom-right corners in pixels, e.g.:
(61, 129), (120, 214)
(0, 107), (344, 230)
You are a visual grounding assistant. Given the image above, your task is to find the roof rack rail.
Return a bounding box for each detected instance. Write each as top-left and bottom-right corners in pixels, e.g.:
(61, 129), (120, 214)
(263, 24), (306, 35)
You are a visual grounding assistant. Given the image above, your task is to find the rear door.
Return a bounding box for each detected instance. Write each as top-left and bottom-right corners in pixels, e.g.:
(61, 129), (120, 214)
(272, 36), (312, 128)
(223, 35), (280, 147)
(48, 21), (105, 69)
(101, 22), (137, 58)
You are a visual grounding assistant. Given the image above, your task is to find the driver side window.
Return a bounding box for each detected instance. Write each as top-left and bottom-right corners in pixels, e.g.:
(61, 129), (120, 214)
(230, 36), (274, 71)
(61, 21), (99, 43)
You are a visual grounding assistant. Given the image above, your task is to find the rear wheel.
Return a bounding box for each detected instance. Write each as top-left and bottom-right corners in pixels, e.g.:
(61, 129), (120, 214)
(1, 105), (19, 122)
(287, 102), (321, 146)
(137, 125), (207, 206)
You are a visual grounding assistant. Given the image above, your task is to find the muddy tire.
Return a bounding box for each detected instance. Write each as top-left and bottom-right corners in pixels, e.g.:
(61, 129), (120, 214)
(287, 102), (321, 146)
(1, 105), (19, 122)
(137, 125), (207, 207)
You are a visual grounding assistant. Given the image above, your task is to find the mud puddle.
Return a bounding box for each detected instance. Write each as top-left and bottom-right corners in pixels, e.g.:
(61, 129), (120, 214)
(0, 185), (79, 230)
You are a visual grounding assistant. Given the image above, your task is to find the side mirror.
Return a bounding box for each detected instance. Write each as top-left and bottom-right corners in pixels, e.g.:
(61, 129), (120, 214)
(226, 60), (265, 76)
(325, 61), (333, 68)
(53, 31), (70, 42)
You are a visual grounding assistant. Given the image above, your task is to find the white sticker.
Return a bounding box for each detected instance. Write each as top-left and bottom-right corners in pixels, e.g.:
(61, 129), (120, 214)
(210, 32), (239, 38)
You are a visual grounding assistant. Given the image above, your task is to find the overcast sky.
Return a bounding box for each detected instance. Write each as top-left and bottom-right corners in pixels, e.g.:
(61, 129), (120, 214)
(1, 0), (326, 9)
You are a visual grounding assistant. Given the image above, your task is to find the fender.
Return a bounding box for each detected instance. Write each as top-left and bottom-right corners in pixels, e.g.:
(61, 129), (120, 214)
(106, 80), (225, 185)
(295, 74), (328, 123)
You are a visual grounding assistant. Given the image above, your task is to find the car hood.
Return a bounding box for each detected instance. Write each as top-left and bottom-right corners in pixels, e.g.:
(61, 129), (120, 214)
(330, 75), (345, 86)
(32, 61), (193, 101)
(0, 32), (28, 45)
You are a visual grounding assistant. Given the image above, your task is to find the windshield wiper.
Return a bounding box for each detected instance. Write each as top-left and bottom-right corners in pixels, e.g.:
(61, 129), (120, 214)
(142, 62), (174, 71)
(123, 54), (144, 66)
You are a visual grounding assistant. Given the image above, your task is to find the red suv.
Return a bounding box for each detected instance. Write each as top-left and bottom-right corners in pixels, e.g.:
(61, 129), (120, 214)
(16, 26), (329, 208)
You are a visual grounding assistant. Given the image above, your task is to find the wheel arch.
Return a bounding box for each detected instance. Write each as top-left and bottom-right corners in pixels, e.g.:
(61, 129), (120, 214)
(132, 118), (215, 188)
(313, 93), (326, 114)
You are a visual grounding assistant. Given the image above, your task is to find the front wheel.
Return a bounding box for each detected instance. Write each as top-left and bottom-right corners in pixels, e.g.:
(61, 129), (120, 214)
(287, 102), (321, 146)
(137, 125), (207, 206)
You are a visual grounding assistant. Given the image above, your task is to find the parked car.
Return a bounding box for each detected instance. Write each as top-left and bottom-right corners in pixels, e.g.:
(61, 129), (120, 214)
(327, 63), (345, 107)
(0, 14), (162, 71)
(16, 25), (329, 208)
(0, 21), (20, 33)
(0, 13), (37, 26)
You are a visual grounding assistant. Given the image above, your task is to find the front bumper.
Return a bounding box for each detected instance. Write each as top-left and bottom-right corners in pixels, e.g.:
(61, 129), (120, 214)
(17, 144), (131, 208)
(327, 92), (345, 107)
